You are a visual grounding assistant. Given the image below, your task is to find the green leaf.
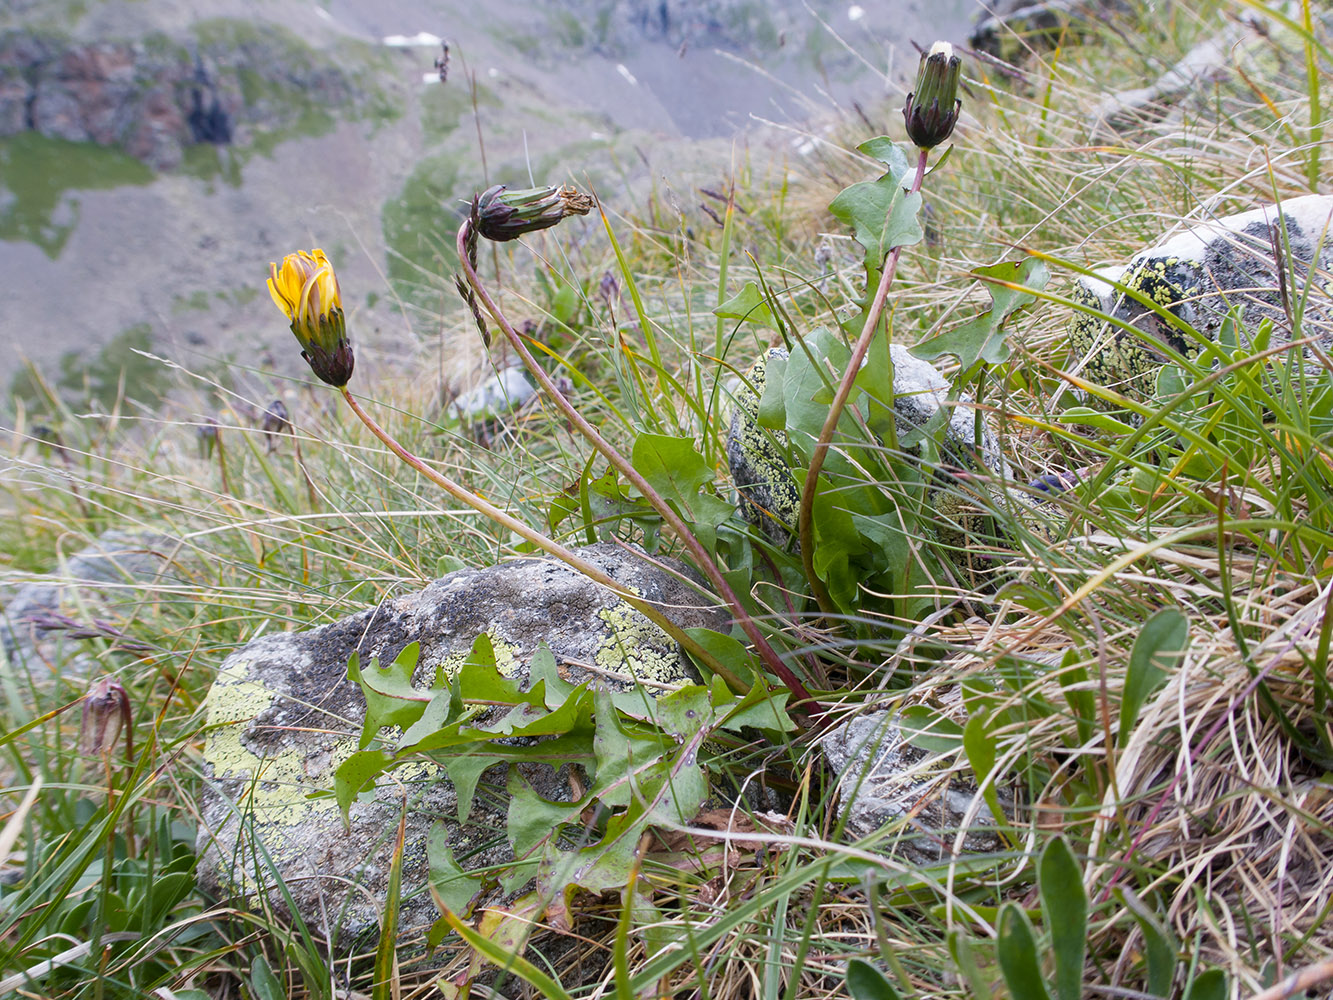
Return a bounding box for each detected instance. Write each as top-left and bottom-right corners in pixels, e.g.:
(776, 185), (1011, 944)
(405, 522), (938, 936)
(1057, 648), (1096, 748)
(1184, 968), (1227, 1000)
(652, 684), (714, 739)
(250, 955), (286, 1000)
(910, 258), (1049, 370)
(350, 643), (430, 750)
(948, 930), (993, 1000)
(856, 136), (912, 176)
(631, 432), (733, 549)
(1116, 887), (1178, 998)
(829, 160), (923, 268)
(899, 705), (964, 753)
(1120, 607), (1188, 748)
(372, 808), (406, 1000)
(436, 905), (574, 1000)
(717, 675), (798, 733)
(682, 627), (756, 689)
(963, 711), (1008, 830)
(996, 903), (1053, 1000)
(714, 281), (775, 327)
(592, 686), (672, 808)
(334, 747), (395, 818)
(428, 822), (484, 917)
(845, 958), (903, 1000)
(1060, 407), (1137, 434)
(1039, 837), (1087, 1000)
(507, 770), (587, 858)
(443, 753), (491, 824)
(756, 351), (788, 429)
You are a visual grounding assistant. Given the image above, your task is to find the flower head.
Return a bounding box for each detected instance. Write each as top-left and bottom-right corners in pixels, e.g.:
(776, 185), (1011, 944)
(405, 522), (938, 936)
(81, 675), (133, 759)
(903, 41), (962, 150)
(473, 184), (595, 243)
(267, 249), (354, 387)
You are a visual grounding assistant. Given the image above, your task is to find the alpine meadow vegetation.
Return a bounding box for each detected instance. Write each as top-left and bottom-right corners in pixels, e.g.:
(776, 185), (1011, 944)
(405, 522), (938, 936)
(3, 1), (1333, 998)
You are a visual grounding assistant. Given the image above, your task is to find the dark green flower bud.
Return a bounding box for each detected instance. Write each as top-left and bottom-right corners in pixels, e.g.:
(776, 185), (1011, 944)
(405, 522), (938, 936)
(903, 41), (962, 150)
(473, 184), (596, 243)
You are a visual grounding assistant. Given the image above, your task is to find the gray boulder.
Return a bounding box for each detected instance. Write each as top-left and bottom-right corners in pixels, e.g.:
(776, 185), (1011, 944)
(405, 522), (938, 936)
(1070, 195), (1333, 401)
(821, 706), (1007, 865)
(196, 543), (729, 949)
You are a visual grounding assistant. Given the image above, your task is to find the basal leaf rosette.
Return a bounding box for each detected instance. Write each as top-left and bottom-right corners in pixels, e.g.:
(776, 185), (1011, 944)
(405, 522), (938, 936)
(267, 248), (354, 387)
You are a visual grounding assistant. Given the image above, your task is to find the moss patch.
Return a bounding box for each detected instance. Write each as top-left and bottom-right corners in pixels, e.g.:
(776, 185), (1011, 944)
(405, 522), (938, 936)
(0, 134), (154, 258)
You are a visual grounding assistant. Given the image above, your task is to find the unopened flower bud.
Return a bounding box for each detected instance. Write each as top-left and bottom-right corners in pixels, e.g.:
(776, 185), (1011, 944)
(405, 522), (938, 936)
(473, 184), (595, 243)
(903, 41), (962, 150)
(81, 676), (133, 759)
(267, 249), (354, 387)
(261, 399), (291, 449)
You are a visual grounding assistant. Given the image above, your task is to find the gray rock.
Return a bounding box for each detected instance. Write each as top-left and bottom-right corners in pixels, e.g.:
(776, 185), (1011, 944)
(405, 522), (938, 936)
(1070, 195), (1333, 401)
(196, 543), (729, 949)
(725, 345), (1013, 545)
(821, 707), (1006, 865)
(2, 529), (184, 676)
(449, 366), (535, 422)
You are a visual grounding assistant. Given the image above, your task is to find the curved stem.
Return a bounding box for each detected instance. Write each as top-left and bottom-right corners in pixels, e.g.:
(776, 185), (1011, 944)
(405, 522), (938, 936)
(338, 386), (745, 692)
(797, 148), (930, 617)
(457, 222), (819, 716)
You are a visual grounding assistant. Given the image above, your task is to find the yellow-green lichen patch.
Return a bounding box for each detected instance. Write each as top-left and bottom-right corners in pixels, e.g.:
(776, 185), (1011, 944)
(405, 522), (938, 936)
(594, 602), (688, 686)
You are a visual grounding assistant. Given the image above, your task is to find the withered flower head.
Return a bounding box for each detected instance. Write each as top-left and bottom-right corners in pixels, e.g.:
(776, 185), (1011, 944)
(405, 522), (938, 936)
(473, 184), (595, 243)
(903, 41), (962, 150)
(81, 675), (133, 759)
(262, 400), (291, 438)
(267, 249), (354, 387)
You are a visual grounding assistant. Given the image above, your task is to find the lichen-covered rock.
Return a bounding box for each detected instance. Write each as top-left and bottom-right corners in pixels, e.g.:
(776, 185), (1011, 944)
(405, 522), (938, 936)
(725, 345), (1014, 546)
(820, 706), (1008, 864)
(1070, 195), (1333, 401)
(196, 543), (729, 949)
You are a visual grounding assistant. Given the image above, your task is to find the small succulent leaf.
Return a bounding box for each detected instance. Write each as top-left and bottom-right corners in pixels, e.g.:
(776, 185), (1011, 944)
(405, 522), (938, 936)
(910, 258), (1049, 369)
(1057, 648), (1097, 747)
(714, 281), (776, 327)
(899, 705), (964, 752)
(250, 956), (287, 1000)
(963, 710), (1008, 829)
(1116, 887), (1179, 997)
(948, 930), (994, 1000)
(845, 958), (903, 1000)
(1183, 969), (1227, 1000)
(1121, 607), (1188, 748)
(996, 903), (1053, 1000)
(1039, 836), (1088, 1000)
